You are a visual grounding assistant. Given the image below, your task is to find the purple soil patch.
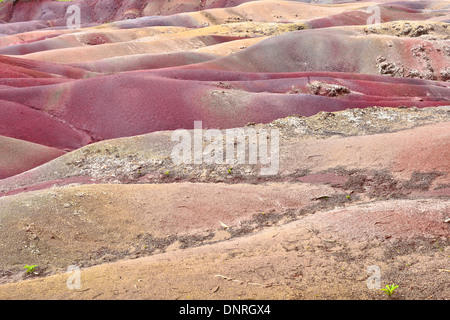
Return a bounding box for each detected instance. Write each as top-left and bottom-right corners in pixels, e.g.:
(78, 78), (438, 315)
(0, 70), (447, 149)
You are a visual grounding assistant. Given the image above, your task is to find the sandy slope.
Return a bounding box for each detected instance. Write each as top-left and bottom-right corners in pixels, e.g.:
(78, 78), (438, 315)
(0, 135), (65, 179)
(0, 106), (449, 196)
(0, 192), (448, 300)
(0, 70), (448, 153)
(0, 107), (448, 299)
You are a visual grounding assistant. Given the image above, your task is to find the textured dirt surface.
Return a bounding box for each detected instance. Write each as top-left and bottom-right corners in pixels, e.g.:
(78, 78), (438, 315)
(0, 197), (448, 300)
(0, 135), (65, 179)
(0, 107), (448, 300)
(0, 1), (449, 158)
(0, 0), (449, 300)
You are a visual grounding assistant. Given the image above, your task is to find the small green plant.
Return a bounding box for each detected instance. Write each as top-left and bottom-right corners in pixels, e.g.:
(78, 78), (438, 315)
(346, 194), (351, 200)
(23, 265), (38, 274)
(164, 170), (170, 175)
(381, 283), (399, 297)
(228, 167), (232, 174)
